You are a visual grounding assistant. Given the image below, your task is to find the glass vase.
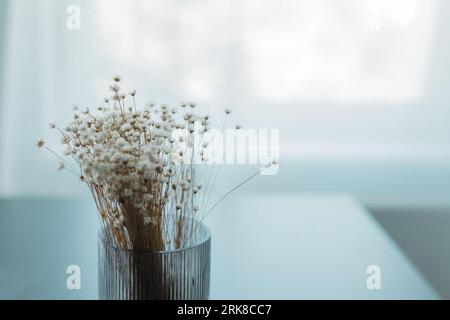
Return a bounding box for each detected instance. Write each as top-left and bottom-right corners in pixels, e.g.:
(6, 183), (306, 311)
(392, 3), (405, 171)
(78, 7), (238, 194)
(98, 223), (211, 300)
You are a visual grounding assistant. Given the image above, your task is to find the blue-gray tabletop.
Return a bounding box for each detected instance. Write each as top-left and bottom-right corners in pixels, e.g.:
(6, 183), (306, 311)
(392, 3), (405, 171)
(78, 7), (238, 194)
(0, 193), (438, 299)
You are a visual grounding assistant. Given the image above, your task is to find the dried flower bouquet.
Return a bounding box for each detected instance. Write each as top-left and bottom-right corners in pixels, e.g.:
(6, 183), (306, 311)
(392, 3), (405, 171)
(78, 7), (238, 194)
(37, 76), (274, 252)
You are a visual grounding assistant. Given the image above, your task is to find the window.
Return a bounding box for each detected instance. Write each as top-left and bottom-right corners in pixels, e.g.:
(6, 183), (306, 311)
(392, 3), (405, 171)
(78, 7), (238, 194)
(96, 0), (437, 105)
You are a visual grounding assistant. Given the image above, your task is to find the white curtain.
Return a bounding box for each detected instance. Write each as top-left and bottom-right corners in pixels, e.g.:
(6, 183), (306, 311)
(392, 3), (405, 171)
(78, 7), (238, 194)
(0, 0), (101, 195)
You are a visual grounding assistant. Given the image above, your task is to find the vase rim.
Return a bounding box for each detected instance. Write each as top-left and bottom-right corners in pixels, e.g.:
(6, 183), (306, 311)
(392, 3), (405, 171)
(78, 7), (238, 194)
(98, 222), (211, 254)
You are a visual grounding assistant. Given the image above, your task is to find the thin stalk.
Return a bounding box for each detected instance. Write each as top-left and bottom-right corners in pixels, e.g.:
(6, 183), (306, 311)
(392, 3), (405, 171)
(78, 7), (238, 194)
(183, 162), (274, 247)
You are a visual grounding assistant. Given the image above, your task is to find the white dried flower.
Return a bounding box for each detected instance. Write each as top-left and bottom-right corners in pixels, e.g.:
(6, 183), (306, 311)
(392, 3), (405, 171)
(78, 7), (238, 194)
(110, 83), (120, 93)
(124, 188), (133, 198)
(143, 193), (154, 202)
(63, 148), (73, 156)
(35, 138), (45, 149)
(61, 136), (70, 144)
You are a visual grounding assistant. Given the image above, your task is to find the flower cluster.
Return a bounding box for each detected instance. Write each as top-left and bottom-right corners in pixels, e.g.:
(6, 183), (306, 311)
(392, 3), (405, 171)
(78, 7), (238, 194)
(39, 77), (222, 251)
(38, 76), (275, 252)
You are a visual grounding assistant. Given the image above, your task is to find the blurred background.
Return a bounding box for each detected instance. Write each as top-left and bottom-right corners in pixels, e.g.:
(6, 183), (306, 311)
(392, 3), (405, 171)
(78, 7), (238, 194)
(0, 0), (449, 298)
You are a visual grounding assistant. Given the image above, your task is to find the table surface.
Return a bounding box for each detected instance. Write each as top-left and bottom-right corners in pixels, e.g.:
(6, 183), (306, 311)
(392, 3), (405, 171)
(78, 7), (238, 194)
(0, 193), (439, 299)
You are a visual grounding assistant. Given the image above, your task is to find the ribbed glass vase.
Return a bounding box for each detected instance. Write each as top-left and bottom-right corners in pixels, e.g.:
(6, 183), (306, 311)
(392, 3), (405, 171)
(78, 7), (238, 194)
(98, 223), (211, 300)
